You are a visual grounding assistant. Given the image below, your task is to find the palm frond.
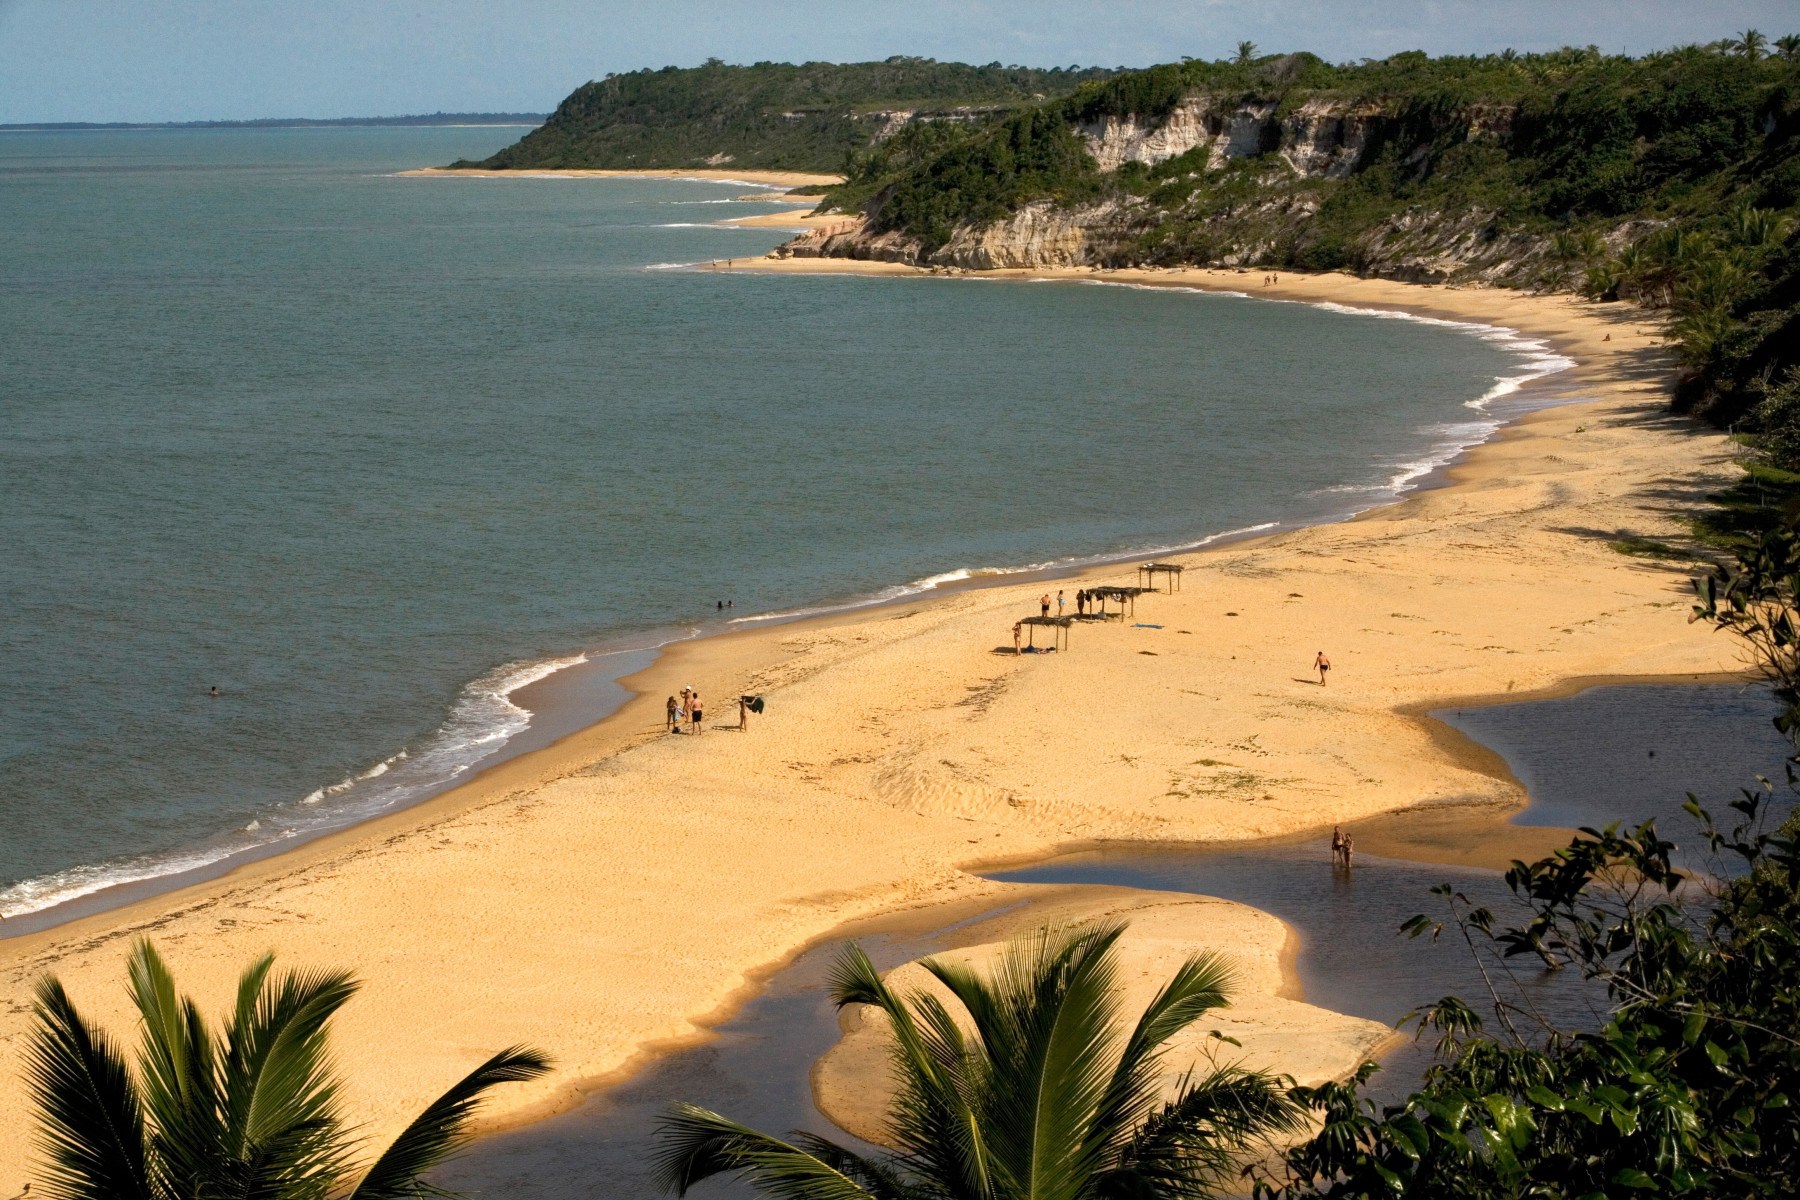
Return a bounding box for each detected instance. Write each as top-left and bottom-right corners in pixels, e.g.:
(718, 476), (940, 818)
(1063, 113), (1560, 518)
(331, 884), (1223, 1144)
(219, 959), (359, 1195)
(1015, 926), (1128, 1200)
(1100, 1064), (1304, 1198)
(127, 941), (225, 1198)
(652, 1103), (878, 1200)
(1091, 951), (1237, 1160)
(786, 1133), (921, 1200)
(347, 1045), (551, 1200)
(25, 976), (155, 1200)
(885, 993), (994, 1198)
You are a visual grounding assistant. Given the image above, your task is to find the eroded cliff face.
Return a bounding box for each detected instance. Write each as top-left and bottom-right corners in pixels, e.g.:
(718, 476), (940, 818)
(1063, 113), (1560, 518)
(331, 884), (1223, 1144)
(783, 200), (1143, 270)
(1078, 96), (1402, 179)
(787, 90), (1557, 284)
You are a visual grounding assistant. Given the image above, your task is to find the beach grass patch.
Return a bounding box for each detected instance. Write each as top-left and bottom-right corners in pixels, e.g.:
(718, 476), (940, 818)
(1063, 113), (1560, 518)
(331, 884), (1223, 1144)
(1608, 535), (1693, 560)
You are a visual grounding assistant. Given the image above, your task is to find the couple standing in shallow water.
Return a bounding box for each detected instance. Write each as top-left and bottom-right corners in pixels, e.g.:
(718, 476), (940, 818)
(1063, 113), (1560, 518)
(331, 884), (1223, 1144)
(667, 687), (704, 734)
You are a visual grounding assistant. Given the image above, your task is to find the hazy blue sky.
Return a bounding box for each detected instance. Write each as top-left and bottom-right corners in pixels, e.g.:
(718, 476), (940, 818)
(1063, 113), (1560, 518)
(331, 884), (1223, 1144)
(1, 0), (1795, 123)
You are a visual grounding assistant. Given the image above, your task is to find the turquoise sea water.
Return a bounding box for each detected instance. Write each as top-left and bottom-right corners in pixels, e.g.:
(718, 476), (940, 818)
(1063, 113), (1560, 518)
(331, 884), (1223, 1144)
(1, 127), (1563, 920)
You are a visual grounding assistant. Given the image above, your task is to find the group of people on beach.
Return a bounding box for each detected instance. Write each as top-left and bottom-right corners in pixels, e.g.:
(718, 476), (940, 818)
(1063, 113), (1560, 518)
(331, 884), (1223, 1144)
(667, 688), (705, 734)
(1330, 825), (1355, 869)
(667, 688), (763, 734)
(1032, 588), (1107, 620)
(1261, 272), (1281, 286)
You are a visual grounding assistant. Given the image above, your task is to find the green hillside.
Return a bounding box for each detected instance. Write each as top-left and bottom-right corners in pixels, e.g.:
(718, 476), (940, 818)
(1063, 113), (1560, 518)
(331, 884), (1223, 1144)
(454, 57), (1118, 174)
(812, 40), (1800, 466)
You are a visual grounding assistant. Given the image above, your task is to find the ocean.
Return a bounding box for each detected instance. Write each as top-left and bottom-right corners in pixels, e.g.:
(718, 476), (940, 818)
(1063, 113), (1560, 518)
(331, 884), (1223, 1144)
(0, 126), (1562, 921)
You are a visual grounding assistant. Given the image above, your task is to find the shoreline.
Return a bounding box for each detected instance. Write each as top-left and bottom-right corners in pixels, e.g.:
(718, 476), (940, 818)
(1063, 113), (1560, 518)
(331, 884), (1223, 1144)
(0, 262), (1744, 1188)
(398, 166), (842, 190)
(0, 267), (1575, 932)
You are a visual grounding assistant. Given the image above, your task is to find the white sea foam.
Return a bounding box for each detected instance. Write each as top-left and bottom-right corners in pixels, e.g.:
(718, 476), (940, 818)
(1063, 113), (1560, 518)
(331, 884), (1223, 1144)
(1076, 279), (1253, 300)
(0, 651), (591, 920)
(726, 522), (1281, 628)
(643, 262), (700, 271)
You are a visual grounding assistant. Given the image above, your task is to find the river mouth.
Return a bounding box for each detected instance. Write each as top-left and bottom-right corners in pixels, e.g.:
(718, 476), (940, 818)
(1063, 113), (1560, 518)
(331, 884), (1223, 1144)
(437, 681), (1794, 1197)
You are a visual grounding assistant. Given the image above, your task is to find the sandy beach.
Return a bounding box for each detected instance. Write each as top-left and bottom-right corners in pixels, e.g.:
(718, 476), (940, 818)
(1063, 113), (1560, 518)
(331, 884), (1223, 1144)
(0, 261), (1746, 1188)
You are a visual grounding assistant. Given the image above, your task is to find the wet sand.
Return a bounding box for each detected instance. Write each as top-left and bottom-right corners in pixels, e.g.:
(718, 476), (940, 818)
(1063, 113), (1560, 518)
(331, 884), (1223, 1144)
(0, 262), (1744, 1189)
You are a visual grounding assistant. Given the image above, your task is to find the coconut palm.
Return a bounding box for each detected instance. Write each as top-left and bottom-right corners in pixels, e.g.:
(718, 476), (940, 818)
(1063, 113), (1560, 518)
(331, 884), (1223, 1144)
(654, 922), (1302, 1200)
(1730, 29), (1768, 60)
(1777, 34), (1800, 62)
(1234, 41), (1258, 66)
(25, 940), (550, 1200)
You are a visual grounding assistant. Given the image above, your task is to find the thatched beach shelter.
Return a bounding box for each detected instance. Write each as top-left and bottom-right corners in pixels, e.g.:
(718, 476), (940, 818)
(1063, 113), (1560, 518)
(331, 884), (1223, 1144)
(1138, 562), (1185, 592)
(1087, 585), (1152, 617)
(1018, 615), (1072, 650)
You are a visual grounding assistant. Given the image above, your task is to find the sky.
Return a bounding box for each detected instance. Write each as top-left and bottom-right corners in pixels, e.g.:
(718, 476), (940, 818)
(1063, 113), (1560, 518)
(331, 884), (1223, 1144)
(1, 0), (1795, 124)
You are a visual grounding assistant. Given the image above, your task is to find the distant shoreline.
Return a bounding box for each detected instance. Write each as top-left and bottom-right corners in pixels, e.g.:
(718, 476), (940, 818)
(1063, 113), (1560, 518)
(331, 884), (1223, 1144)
(0, 115), (546, 132)
(402, 165), (841, 190)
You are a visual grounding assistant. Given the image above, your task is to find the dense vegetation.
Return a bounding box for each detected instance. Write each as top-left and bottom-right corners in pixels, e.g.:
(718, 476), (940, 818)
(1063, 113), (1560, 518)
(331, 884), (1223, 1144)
(456, 58), (1117, 173)
(816, 39), (1800, 466)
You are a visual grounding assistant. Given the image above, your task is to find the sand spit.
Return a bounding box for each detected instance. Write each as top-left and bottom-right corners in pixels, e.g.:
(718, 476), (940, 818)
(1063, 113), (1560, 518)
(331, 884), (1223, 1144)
(399, 166), (841, 190)
(813, 887), (1395, 1147)
(0, 266), (1744, 1187)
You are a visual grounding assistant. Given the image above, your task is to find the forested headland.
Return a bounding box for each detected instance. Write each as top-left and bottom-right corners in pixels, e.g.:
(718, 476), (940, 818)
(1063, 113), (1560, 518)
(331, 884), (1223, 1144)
(451, 58), (1118, 175)
(470, 39), (1800, 480)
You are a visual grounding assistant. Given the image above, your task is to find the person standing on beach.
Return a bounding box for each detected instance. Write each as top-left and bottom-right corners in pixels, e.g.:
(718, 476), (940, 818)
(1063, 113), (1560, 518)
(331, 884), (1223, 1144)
(667, 695), (680, 733)
(1013, 621), (1023, 655)
(1330, 824), (1346, 867)
(690, 691), (704, 734)
(1056, 590), (1066, 617)
(1040, 593), (1051, 618)
(739, 695), (749, 730)
(1314, 651), (1331, 686)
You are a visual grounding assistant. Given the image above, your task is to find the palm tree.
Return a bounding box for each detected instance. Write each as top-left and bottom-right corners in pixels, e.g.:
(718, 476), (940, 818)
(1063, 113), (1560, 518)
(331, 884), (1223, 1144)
(25, 940), (550, 1200)
(1777, 34), (1800, 62)
(1234, 41), (1258, 67)
(1730, 29), (1768, 60)
(654, 922), (1302, 1200)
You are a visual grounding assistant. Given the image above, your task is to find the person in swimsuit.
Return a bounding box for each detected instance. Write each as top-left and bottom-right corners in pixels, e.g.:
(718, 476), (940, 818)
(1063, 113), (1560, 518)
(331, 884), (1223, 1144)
(1056, 590), (1066, 617)
(666, 695), (680, 733)
(1013, 621), (1023, 655)
(1330, 824), (1347, 867)
(1315, 651), (1331, 686)
(1040, 594), (1051, 618)
(690, 691), (704, 734)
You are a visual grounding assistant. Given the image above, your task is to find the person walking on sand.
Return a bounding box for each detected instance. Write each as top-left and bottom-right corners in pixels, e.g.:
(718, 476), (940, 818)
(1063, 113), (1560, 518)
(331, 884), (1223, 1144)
(667, 695), (680, 734)
(1040, 593), (1051, 618)
(1314, 651), (1331, 686)
(1013, 621), (1023, 655)
(690, 691), (704, 734)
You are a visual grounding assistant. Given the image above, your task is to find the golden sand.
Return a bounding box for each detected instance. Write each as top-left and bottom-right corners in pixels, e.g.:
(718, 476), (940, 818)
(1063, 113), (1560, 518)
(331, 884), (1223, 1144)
(0, 263), (1744, 1187)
